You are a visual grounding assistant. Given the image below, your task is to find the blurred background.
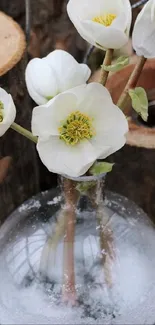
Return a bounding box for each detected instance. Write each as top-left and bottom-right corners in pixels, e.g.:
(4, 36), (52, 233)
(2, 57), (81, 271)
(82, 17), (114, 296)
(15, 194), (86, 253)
(1, 0), (155, 224)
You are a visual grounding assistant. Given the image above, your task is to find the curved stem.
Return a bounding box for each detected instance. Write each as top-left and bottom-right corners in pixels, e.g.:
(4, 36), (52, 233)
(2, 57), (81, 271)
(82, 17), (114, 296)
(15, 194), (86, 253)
(96, 181), (115, 287)
(11, 122), (37, 143)
(39, 209), (68, 278)
(88, 180), (115, 288)
(117, 56), (147, 114)
(100, 49), (114, 86)
(96, 208), (115, 287)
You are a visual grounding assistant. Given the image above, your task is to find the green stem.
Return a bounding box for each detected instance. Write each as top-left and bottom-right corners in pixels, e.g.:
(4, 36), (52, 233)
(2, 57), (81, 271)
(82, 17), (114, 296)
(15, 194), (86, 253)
(117, 56), (147, 114)
(100, 49), (114, 86)
(11, 122), (37, 144)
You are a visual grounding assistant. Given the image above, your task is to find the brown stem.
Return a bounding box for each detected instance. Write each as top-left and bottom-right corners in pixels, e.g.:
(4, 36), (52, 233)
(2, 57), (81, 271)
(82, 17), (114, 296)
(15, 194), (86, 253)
(97, 205), (115, 287)
(89, 180), (115, 288)
(39, 208), (68, 277)
(62, 178), (78, 305)
(100, 49), (114, 86)
(117, 56), (147, 114)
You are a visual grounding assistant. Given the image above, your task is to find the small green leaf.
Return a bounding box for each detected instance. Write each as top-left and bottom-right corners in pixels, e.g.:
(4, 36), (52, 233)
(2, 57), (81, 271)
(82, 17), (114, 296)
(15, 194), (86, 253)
(90, 162), (114, 176)
(76, 181), (96, 194)
(128, 87), (148, 122)
(102, 56), (129, 72)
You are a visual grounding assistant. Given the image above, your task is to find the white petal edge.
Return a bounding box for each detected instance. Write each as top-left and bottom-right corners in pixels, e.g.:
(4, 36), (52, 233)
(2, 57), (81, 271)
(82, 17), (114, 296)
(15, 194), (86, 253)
(81, 20), (128, 49)
(44, 50), (91, 92)
(67, 0), (123, 21)
(37, 136), (97, 177)
(0, 89), (16, 136)
(25, 74), (48, 105)
(25, 58), (59, 104)
(32, 92), (78, 137)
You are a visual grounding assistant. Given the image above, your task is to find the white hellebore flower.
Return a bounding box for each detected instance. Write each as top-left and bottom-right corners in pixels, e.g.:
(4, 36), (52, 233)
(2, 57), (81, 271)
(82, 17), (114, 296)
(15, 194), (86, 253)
(25, 50), (91, 105)
(0, 88), (16, 136)
(132, 0), (155, 58)
(32, 83), (128, 178)
(67, 0), (132, 50)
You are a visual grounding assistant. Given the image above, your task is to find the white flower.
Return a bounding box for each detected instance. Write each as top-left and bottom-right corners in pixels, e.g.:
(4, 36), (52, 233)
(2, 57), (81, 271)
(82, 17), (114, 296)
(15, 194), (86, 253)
(25, 50), (91, 105)
(32, 83), (128, 178)
(132, 0), (155, 58)
(0, 88), (16, 136)
(67, 0), (132, 50)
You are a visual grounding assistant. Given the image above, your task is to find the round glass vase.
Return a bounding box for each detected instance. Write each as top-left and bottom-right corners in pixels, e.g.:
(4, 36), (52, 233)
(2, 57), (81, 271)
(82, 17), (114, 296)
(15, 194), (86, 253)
(1, 174), (155, 324)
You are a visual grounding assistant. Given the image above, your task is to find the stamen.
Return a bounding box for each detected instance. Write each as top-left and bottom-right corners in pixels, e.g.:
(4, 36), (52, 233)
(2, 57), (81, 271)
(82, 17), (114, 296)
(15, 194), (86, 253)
(59, 111), (95, 145)
(92, 14), (116, 27)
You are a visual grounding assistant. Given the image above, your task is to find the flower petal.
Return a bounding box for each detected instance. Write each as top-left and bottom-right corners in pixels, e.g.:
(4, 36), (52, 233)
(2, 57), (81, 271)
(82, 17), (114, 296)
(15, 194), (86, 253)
(90, 132), (127, 159)
(66, 83), (128, 135)
(67, 83), (112, 110)
(32, 92), (78, 137)
(66, 83), (128, 158)
(67, 0), (131, 48)
(133, 0), (155, 58)
(37, 136), (97, 177)
(0, 88), (16, 136)
(44, 50), (91, 92)
(94, 103), (128, 135)
(25, 58), (59, 104)
(25, 74), (48, 105)
(81, 20), (128, 49)
(67, 0), (123, 21)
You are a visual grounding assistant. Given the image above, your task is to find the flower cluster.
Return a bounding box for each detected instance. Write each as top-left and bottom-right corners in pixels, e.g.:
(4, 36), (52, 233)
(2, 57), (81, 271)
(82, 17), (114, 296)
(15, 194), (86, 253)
(0, 0), (155, 178)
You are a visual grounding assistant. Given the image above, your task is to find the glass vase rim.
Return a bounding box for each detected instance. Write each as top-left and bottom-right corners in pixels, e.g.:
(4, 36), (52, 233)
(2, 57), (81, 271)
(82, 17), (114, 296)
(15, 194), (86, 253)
(61, 172), (107, 182)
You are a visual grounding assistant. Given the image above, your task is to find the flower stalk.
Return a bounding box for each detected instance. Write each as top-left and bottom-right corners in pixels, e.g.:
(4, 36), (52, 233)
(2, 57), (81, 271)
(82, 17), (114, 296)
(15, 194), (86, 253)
(89, 179), (115, 287)
(39, 208), (68, 278)
(117, 56), (147, 114)
(62, 178), (78, 305)
(11, 122), (37, 143)
(100, 49), (114, 86)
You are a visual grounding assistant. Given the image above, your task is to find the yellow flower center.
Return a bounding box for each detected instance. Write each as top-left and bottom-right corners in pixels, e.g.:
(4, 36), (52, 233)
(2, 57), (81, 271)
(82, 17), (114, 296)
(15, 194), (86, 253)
(0, 101), (4, 122)
(59, 111), (95, 146)
(92, 14), (116, 27)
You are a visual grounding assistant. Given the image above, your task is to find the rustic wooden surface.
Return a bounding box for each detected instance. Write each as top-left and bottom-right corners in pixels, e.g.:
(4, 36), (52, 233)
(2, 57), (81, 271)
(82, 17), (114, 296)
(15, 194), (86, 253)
(0, 0), (40, 223)
(0, 57), (40, 224)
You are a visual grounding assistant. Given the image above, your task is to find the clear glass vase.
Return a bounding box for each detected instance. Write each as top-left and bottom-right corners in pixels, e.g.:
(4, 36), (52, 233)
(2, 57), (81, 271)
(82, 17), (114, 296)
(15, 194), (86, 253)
(1, 174), (155, 324)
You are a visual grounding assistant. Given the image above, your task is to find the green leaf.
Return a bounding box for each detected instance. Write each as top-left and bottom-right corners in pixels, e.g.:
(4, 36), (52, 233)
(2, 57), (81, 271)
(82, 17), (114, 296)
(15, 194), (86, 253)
(76, 181), (96, 194)
(90, 162), (114, 176)
(128, 87), (148, 122)
(102, 56), (129, 72)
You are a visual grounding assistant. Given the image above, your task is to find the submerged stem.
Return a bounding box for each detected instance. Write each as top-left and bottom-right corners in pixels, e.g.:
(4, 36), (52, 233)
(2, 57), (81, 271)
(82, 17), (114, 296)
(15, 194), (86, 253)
(11, 122), (37, 143)
(117, 56), (147, 114)
(89, 179), (115, 287)
(39, 208), (68, 278)
(62, 178), (78, 305)
(100, 49), (114, 86)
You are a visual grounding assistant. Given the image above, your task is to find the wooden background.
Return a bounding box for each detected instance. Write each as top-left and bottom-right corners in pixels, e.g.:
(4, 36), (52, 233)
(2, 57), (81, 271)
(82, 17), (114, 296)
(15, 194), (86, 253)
(1, 0), (155, 224)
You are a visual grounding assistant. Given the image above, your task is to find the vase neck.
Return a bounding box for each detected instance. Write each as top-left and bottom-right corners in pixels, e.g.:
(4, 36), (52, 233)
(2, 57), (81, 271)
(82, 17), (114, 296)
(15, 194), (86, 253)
(58, 175), (106, 208)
